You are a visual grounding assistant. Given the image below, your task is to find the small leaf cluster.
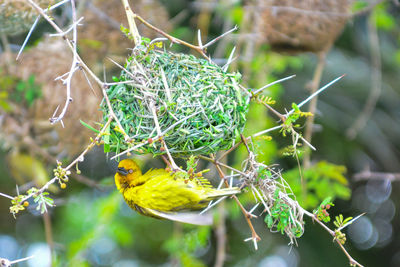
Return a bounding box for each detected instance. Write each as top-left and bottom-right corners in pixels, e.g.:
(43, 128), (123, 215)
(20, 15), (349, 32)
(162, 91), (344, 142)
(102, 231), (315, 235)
(284, 161), (351, 208)
(53, 161), (70, 189)
(255, 95), (276, 105)
(333, 214), (354, 245)
(167, 156), (210, 185)
(0, 73), (42, 111)
(9, 187), (55, 217)
(280, 143), (303, 157)
(314, 197), (334, 223)
(34, 191), (54, 214)
(0, 74), (16, 112)
(186, 155), (198, 174)
(10, 195), (29, 217)
(281, 103), (313, 136)
(264, 189), (304, 238)
(11, 75), (42, 107)
(256, 165), (271, 183)
(120, 25), (134, 40)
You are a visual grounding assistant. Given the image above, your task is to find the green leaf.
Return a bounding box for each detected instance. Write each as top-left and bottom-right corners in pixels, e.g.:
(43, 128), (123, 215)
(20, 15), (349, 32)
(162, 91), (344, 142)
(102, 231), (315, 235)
(230, 7), (243, 24)
(265, 214), (274, 228)
(351, 0), (368, 12)
(283, 161), (350, 209)
(80, 120), (100, 133)
(372, 3), (395, 31)
(103, 123), (111, 153)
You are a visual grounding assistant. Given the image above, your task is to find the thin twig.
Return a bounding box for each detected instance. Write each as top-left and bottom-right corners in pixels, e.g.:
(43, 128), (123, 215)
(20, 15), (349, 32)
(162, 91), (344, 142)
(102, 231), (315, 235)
(214, 163), (261, 249)
(19, 117), (112, 203)
(353, 170), (400, 182)
(0, 192), (14, 200)
(251, 75), (345, 139)
(204, 25), (238, 48)
(134, 14), (210, 60)
(302, 210), (364, 267)
(222, 46), (236, 72)
(198, 155), (247, 176)
(301, 51), (326, 170)
(287, 74), (345, 116)
(259, 100), (286, 122)
(252, 125), (283, 138)
(214, 202), (227, 267)
(0, 255), (35, 266)
(218, 140), (243, 160)
(252, 75), (296, 96)
(26, 0), (105, 124)
(131, 13), (237, 61)
(17, 0), (69, 60)
(102, 86), (129, 140)
(121, 0), (141, 45)
(346, 13), (381, 139)
(43, 213), (54, 265)
(49, 0), (78, 124)
(149, 103), (179, 170)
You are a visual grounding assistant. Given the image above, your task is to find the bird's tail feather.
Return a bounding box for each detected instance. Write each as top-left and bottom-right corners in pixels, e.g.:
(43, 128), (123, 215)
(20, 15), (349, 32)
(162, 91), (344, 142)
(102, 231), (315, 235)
(206, 187), (240, 199)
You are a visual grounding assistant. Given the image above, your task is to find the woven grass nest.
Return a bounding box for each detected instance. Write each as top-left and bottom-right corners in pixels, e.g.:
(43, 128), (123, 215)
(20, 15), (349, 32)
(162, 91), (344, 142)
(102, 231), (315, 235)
(101, 45), (249, 156)
(254, 0), (353, 53)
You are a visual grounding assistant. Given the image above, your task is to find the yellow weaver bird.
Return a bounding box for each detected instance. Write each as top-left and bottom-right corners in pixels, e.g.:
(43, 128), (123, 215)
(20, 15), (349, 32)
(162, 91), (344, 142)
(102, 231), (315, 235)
(115, 159), (240, 225)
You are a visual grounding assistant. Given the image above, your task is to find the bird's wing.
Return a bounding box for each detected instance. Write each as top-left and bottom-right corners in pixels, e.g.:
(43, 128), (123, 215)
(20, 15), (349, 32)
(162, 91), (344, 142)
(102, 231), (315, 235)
(142, 207), (214, 225)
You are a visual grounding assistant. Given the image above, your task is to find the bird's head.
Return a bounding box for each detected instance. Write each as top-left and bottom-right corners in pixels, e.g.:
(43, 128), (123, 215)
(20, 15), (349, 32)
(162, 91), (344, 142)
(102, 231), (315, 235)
(115, 159), (142, 191)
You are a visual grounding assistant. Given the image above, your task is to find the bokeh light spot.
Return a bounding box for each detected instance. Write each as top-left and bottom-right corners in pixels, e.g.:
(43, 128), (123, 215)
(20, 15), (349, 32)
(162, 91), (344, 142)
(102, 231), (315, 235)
(374, 218), (393, 247)
(348, 216), (374, 244)
(27, 243), (51, 267)
(258, 255), (287, 267)
(366, 179), (392, 204)
(0, 235), (19, 260)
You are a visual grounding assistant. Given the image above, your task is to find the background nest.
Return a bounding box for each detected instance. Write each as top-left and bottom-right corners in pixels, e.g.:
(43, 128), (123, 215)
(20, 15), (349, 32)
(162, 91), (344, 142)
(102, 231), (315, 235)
(0, 38), (102, 159)
(78, 0), (171, 75)
(0, 0), (55, 35)
(253, 0), (353, 53)
(102, 46), (250, 156)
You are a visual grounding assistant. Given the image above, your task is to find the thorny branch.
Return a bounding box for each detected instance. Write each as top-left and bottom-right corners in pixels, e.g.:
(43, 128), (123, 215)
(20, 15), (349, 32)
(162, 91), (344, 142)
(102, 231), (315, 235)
(214, 202), (227, 267)
(16, 117), (113, 204)
(303, 210), (364, 267)
(0, 255), (35, 267)
(0, 0), (129, 201)
(214, 163), (261, 249)
(201, 134), (363, 265)
(26, 0), (105, 124)
(130, 12), (237, 61)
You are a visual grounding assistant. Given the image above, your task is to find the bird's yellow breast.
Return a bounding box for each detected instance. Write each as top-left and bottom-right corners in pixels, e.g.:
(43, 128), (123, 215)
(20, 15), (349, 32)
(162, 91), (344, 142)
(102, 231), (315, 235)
(122, 169), (207, 212)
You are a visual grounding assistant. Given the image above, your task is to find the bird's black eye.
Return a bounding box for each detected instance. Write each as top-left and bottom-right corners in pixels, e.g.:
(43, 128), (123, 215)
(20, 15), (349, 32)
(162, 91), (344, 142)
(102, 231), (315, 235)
(117, 167), (129, 176)
(129, 169), (134, 174)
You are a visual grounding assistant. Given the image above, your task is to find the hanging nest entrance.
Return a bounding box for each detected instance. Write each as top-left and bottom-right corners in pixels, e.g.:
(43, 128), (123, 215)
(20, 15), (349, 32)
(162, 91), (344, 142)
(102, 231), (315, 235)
(101, 44), (250, 156)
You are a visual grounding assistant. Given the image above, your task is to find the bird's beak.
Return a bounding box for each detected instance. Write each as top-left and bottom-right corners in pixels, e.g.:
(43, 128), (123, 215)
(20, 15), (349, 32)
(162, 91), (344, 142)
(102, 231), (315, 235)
(117, 167), (129, 176)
